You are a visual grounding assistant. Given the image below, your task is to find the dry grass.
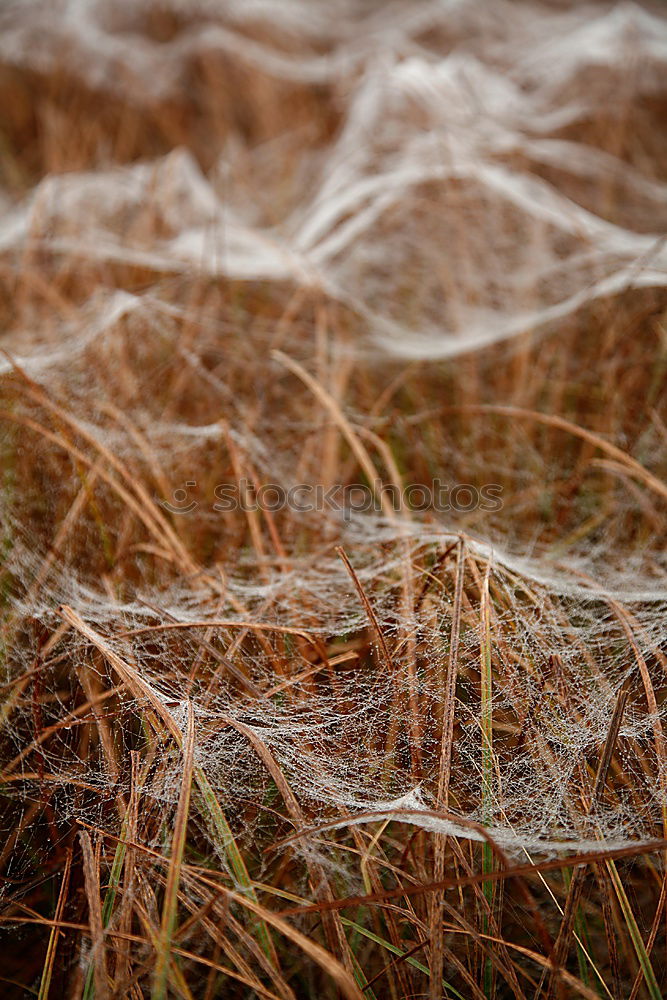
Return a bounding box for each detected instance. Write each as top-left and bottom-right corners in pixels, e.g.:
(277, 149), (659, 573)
(1, 1), (667, 998)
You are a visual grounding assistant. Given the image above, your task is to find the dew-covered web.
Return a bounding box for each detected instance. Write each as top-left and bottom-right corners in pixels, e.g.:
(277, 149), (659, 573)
(0, 0), (666, 899)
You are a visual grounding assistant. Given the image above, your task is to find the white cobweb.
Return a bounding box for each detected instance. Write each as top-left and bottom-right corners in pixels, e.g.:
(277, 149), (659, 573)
(1, 0), (666, 888)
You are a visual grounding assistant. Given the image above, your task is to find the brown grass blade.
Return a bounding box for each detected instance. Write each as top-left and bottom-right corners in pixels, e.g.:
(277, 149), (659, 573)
(430, 536), (465, 999)
(336, 546), (393, 671)
(37, 848), (72, 1000)
(80, 829), (108, 1000)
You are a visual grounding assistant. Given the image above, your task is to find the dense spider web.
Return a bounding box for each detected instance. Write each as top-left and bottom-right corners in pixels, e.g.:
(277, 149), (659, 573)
(0, 0), (666, 893)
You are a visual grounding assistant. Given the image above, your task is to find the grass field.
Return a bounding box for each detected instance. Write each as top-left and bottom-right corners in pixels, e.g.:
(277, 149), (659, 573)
(1, 1), (667, 997)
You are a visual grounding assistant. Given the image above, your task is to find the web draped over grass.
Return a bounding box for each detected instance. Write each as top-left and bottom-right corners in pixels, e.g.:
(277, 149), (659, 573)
(1, 0), (667, 997)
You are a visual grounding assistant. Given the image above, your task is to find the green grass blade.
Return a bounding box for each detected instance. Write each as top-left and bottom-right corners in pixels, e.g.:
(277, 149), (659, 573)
(339, 916), (466, 999)
(152, 701), (195, 1000)
(606, 858), (662, 1000)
